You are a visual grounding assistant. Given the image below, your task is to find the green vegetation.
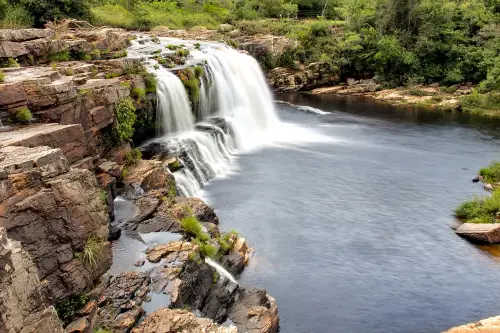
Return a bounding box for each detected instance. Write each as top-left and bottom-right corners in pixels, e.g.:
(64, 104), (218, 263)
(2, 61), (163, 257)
(112, 97), (136, 143)
(6, 58), (19, 68)
(65, 67), (74, 76)
(479, 161), (500, 183)
(131, 87), (146, 101)
(112, 50), (128, 59)
(95, 329), (112, 333)
(55, 294), (89, 326)
(50, 51), (71, 62)
(15, 107), (32, 123)
(179, 68), (201, 105)
(105, 72), (121, 79)
(75, 236), (105, 268)
(124, 147), (142, 166)
(181, 215), (210, 241)
(459, 91), (500, 116)
(90, 49), (101, 60)
(0, 70), (4, 83)
(99, 190), (108, 206)
(455, 190), (500, 224)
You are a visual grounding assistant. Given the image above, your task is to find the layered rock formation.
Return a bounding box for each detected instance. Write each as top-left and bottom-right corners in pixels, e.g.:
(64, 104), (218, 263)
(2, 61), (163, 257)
(0, 228), (64, 333)
(0, 145), (111, 302)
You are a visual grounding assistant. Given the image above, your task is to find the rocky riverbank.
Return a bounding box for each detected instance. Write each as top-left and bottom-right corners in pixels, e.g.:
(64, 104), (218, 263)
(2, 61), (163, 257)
(0, 26), (279, 333)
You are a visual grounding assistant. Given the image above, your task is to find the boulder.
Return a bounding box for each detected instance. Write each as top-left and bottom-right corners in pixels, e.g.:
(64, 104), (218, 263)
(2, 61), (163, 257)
(123, 159), (176, 193)
(229, 289), (279, 333)
(131, 309), (237, 333)
(220, 251), (245, 276)
(145, 241), (197, 263)
(455, 223), (500, 244)
(65, 317), (89, 333)
(267, 62), (339, 92)
(170, 197), (219, 225)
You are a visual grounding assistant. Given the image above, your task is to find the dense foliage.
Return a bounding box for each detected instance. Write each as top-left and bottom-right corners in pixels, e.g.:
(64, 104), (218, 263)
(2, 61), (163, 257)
(1, 0), (500, 90)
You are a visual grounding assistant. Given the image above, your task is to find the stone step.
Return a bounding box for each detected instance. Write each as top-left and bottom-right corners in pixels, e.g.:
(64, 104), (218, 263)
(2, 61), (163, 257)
(455, 223), (500, 244)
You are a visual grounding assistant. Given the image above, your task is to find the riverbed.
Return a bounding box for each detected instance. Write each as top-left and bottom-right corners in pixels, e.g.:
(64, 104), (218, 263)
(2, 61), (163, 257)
(199, 94), (500, 333)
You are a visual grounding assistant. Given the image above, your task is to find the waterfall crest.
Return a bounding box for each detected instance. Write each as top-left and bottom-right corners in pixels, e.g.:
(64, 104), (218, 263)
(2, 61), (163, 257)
(129, 36), (279, 196)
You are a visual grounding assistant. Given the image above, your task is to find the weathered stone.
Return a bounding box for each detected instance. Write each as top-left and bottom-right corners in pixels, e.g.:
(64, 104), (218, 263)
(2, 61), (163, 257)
(0, 146), (110, 301)
(146, 241), (197, 263)
(170, 197), (219, 225)
(0, 229), (65, 333)
(229, 289), (279, 333)
(455, 223), (500, 244)
(267, 62), (339, 92)
(124, 159), (175, 193)
(112, 307), (144, 333)
(445, 315), (500, 332)
(131, 309), (237, 333)
(0, 124), (87, 163)
(233, 238), (248, 255)
(65, 317), (89, 333)
(0, 29), (55, 42)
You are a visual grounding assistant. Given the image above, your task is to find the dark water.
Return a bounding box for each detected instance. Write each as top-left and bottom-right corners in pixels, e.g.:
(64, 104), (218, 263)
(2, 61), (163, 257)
(200, 94), (500, 333)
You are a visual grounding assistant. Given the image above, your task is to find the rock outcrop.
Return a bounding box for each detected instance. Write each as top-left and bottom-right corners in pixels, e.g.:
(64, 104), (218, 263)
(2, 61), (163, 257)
(131, 309), (237, 333)
(0, 145), (111, 302)
(267, 62), (339, 92)
(229, 289), (279, 333)
(445, 315), (500, 332)
(0, 228), (64, 333)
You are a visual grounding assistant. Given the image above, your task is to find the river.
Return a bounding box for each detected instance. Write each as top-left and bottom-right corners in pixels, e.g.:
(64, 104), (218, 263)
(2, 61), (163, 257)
(198, 94), (500, 333)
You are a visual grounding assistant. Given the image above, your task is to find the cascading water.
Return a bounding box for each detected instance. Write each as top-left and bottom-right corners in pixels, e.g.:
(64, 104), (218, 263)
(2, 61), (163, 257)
(128, 36), (280, 197)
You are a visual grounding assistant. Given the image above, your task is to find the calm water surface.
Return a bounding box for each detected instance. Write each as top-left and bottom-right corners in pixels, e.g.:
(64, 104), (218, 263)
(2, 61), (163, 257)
(200, 94), (500, 333)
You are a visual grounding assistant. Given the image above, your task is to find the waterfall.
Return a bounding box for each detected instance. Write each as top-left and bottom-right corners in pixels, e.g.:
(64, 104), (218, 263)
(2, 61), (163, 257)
(205, 257), (238, 284)
(156, 68), (194, 135)
(129, 36), (279, 197)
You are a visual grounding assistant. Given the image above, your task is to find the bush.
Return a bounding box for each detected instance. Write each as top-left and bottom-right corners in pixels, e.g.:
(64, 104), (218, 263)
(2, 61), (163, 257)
(199, 242), (217, 258)
(194, 66), (204, 78)
(7, 58), (20, 68)
(479, 161), (500, 183)
(90, 49), (101, 60)
(112, 98), (136, 143)
(55, 294), (89, 326)
(143, 72), (157, 93)
(50, 51), (70, 62)
(15, 107), (32, 123)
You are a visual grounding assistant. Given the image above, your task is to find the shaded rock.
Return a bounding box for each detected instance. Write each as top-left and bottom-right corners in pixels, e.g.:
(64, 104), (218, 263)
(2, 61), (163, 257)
(107, 143), (132, 165)
(456, 223), (500, 244)
(472, 175), (483, 183)
(229, 289), (279, 333)
(108, 225), (121, 241)
(112, 307), (144, 333)
(267, 62), (339, 92)
(134, 259), (145, 267)
(131, 309), (237, 333)
(220, 252), (245, 276)
(0, 29), (55, 42)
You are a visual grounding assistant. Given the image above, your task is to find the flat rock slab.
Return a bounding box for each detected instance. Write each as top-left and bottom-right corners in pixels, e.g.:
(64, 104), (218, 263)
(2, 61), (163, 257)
(455, 223), (500, 244)
(0, 123), (86, 163)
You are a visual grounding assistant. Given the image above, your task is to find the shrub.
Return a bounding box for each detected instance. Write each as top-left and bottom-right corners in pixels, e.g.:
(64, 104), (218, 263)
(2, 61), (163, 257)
(176, 49), (190, 57)
(112, 98), (136, 143)
(15, 107), (32, 123)
(194, 42), (201, 50)
(0, 71), (4, 83)
(120, 81), (131, 88)
(65, 67), (74, 76)
(199, 242), (217, 258)
(408, 88), (428, 96)
(479, 161), (500, 183)
(55, 294), (89, 326)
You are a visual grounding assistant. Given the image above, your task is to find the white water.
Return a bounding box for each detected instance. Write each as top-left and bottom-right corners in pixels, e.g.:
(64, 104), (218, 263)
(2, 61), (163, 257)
(205, 257), (238, 284)
(156, 69), (194, 134)
(128, 36), (329, 197)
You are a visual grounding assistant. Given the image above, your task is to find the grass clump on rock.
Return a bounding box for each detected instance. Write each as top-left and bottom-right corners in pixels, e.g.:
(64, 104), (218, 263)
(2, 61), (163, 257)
(55, 294), (89, 326)
(479, 161), (500, 184)
(75, 236), (105, 268)
(15, 107), (32, 123)
(455, 189), (500, 224)
(0, 70), (4, 83)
